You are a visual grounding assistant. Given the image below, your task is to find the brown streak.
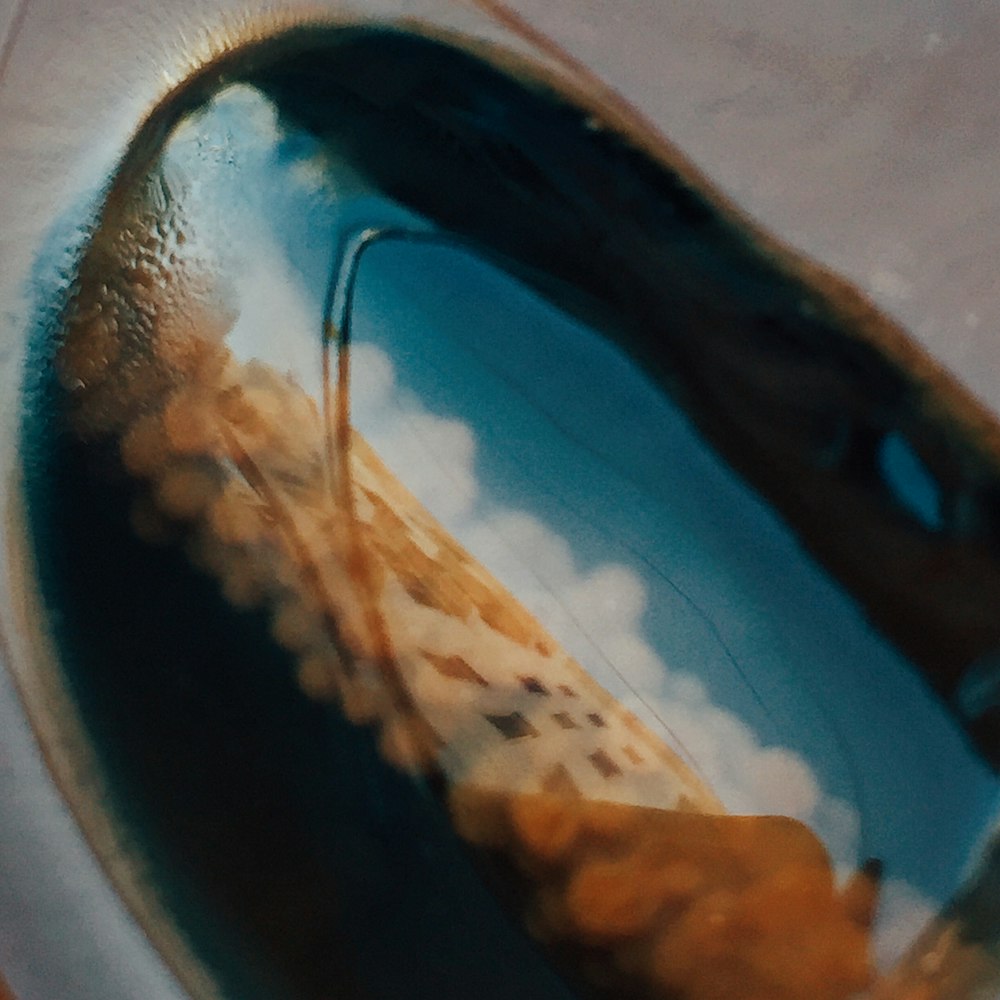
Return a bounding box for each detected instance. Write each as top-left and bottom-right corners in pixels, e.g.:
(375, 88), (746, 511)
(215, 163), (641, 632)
(219, 414), (441, 757)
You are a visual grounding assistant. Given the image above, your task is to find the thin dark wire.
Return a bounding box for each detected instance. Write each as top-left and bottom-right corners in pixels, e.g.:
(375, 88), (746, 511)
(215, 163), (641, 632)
(338, 228), (776, 721)
(328, 225), (811, 796)
(631, 543), (873, 861)
(427, 342), (875, 859)
(425, 321), (880, 857)
(455, 0), (884, 859)
(329, 226), (781, 728)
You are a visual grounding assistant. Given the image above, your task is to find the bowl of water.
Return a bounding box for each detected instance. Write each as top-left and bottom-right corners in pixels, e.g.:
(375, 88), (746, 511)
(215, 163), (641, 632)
(1, 3), (998, 999)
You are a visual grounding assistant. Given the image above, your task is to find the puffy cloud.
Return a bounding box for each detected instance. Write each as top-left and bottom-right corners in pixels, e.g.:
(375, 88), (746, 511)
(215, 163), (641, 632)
(813, 795), (863, 877)
(288, 153), (335, 200)
(662, 670), (710, 706)
(599, 633), (670, 690)
(362, 399), (479, 524)
(350, 341), (397, 416)
(644, 685), (858, 857)
(286, 149), (367, 203)
(383, 412), (478, 522)
(211, 84), (281, 151)
(873, 879), (936, 972)
(167, 84), (281, 178)
(227, 233), (322, 396)
(565, 563), (648, 632)
(747, 748), (821, 818)
(462, 509), (576, 592)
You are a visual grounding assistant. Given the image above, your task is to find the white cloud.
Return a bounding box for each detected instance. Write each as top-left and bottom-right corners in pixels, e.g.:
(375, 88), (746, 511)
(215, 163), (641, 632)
(874, 879), (936, 972)
(662, 669), (710, 706)
(453, 499), (851, 851)
(366, 409), (479, 523)
(599, 633), (670, 690)
(350, 341), (397, 416)
(566, 563), (648, 632)
(462, 509), (576, 592)
(166, 85), (281, 193)
(227, 233), (324, 399)
(748, 747), (822, 818)
(289, 154), (334, 199)
(814, 795), (863, 876)
(287, 150), (367, 204)
(208, 84), (281, 152)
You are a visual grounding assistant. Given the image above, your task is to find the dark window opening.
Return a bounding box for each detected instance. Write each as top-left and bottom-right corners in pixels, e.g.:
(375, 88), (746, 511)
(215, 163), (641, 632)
(588, 750), (622, 779)
(552, 712), (579, 730)
(519, 675), (549, 695)
(485, 711), (539, 740)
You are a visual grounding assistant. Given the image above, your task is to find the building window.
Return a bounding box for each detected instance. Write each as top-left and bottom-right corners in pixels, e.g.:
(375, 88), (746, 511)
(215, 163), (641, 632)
(588, 749), (622, 779)
(519, 675), (549, 695)
(552, 712), (579, 730)
(485, 711), (540, 740)
(421, 649), (490, 687)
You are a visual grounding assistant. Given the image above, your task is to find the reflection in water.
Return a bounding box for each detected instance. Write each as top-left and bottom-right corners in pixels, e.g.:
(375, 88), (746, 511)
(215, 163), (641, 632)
(31, 19), (1000, 1000)
(55, 164), (878, 1000)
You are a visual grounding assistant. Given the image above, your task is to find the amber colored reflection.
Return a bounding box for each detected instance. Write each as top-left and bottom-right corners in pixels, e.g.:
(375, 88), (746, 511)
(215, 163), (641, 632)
(453, 789), (877, 1000)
